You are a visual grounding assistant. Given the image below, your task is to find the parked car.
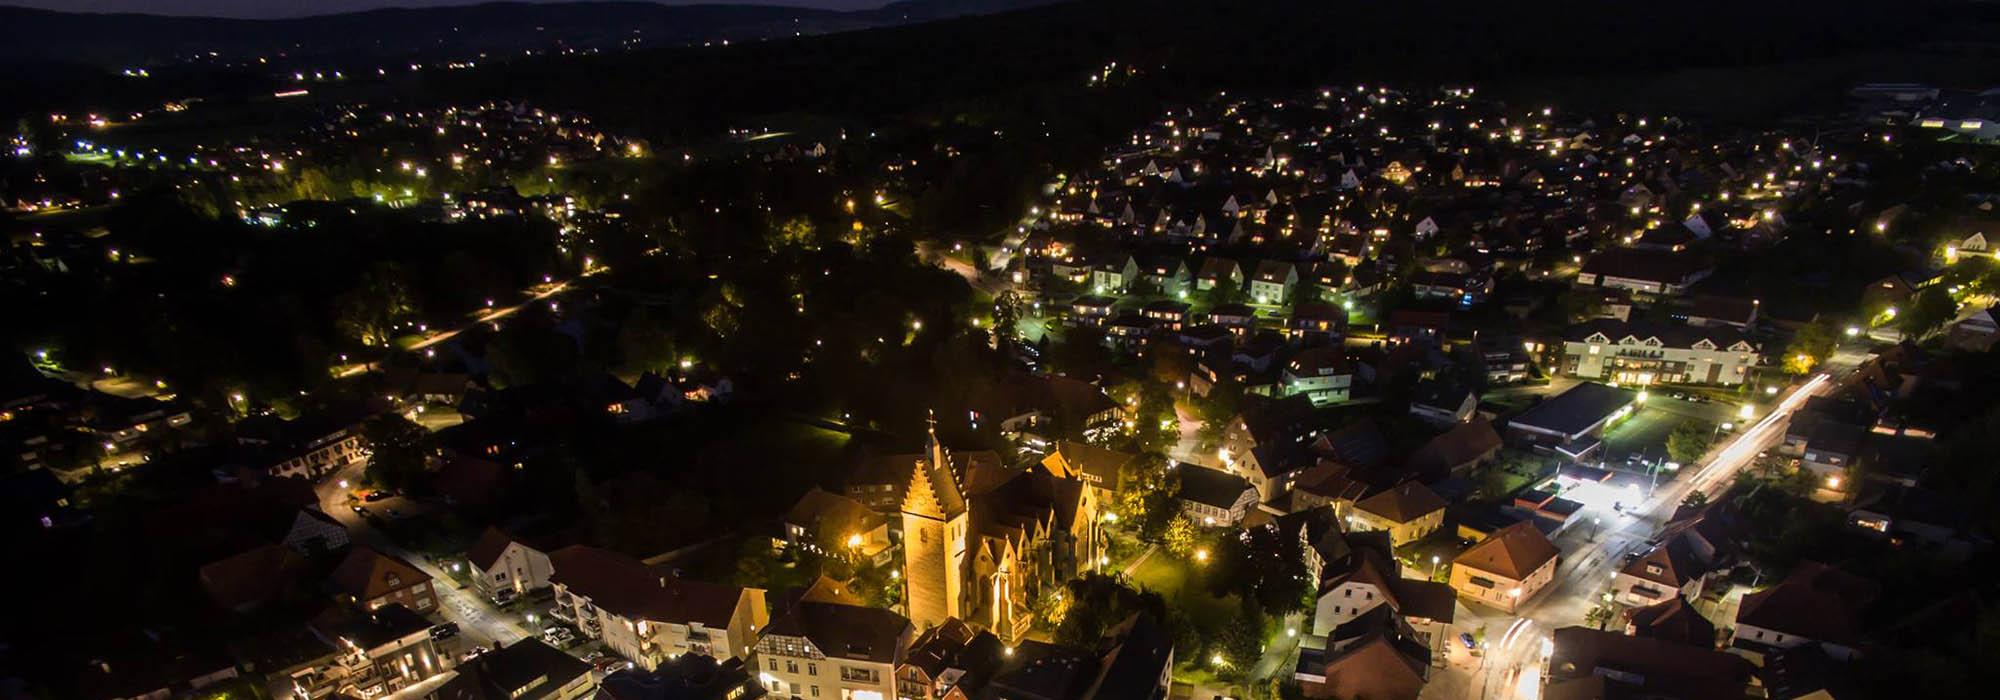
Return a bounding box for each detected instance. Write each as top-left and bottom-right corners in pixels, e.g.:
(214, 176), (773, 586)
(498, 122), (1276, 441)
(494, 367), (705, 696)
(353, 506), (371, 517)
(461, 646), (490, 661)
(490, 588), (519, 606)
(363, 490), (394, 502)
(593, 657), (629, 674)
(542, 626), (576, 647)
(1459, 633), (1478, 650)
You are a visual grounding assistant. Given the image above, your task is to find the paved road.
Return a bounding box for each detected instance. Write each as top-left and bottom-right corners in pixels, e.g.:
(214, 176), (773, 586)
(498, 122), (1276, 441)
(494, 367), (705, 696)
(317, 460), (534, 647)
(1461, 372), (1836, 698)
(334, 277), (583, 379)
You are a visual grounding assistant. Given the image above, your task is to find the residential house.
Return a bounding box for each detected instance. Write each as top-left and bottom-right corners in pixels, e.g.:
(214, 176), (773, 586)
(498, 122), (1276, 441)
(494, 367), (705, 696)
(292, 605), (462, 698)
(1141, 300), (1190, 331)
(751, 602), (911, 700)
(1574, 249), (1712, 297)
(1407, 380), (1476, 425)
(1946, 307), (1999, 352)
(1560, 320), (1760, 387)
(332, 546), (439, 614)
(1134, 254), (1191, 295)
(466, 526), (558, 599)
(1293, 615), (1430, 700)
(1349, 482), (1447, 546)
(1282, 346), (1354, 406)
(1384, 310), (1449, 346)
(1249, 260), (1300, 305)
(1681, 296), (1760, 330)
(1208, 303), (1258, 338)
(1410, 270), (1492, 308)
(1732, 561), (1879, 661)
(1543, 626), (1759, 699)
(1288, 303), (1348, 342)
(1195, 257), (1245, 292)
(1406, 419), (1502, 479)
(596, 654), (767, 700)
(781, 487), (892, 565)
(549, 545), (770, 669)
(1069, 296), (1117, 326)
(1039, 440), (1139, 504)
(1448, 521), (1559, 612)
(1091, 255), (1139, 294)
(1622, 596), (1717, 648)
(1221, 394), (1321, 501)
(1175, 464), (1259, 527)
(432, 638), (596, 700)
(1309, 534), (1456, 648)
(1801, 422), (1867, 495)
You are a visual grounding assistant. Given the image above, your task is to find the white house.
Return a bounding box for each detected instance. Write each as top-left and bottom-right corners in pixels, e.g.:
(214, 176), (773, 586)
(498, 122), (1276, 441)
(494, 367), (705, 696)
(466, 527), (557, 598)
(1560, 321), (1760, 387)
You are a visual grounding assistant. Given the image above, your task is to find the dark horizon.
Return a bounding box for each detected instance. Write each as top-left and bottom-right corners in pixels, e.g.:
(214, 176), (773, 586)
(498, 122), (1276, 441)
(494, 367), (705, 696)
(0, 0), (889, 19)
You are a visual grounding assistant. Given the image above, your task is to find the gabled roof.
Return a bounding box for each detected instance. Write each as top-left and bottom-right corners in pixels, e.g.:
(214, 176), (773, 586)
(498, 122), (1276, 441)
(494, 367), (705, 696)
(1175, 465), (1254, 510)
(1354, 482), (1446, 524)
(761, 601), (911, 665)
(1623, 596), (1717, 648)
(1409, 419), (1502, 477)
(1040, 441), (1138, 489)
(548, 545), (749, 627)
(466, 526), (520, 573)
(1619, 536), (1702, 588)
(1453, 521), (1558, 581)
(1736, 561), (1879, 646)
(330, 546), (430, 602)
(1312, 633), (1428, 700)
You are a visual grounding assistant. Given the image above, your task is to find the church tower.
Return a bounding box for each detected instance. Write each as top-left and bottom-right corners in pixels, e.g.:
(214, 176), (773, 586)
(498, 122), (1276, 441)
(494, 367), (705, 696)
(901, 413), (968, 632)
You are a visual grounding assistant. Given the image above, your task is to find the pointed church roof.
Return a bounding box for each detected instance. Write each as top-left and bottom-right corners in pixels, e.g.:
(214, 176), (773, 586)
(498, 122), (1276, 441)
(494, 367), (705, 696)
(902, 415), (967, 519)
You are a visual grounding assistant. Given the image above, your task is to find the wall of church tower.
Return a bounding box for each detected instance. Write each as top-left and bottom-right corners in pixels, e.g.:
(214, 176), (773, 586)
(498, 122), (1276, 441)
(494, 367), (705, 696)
(901, 511), (967, 632)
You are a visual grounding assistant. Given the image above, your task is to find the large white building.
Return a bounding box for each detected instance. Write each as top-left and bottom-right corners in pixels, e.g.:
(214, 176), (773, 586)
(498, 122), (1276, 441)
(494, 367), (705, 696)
(1560, 321), (1761, 387)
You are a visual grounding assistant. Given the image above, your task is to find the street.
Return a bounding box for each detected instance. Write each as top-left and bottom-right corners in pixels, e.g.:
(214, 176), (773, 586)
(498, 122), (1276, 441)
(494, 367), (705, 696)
(1457, 372), (1834, 698)
(316, 459), (534, 648)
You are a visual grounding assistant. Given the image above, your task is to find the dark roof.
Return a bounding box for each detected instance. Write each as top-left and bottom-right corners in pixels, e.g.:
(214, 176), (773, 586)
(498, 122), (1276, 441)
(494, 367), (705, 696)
(1687, 296), (1759, 324)
(596, 655), (766, 700)
(1354, 482), (1446, 523)
(1175, 465), (1253, 510)
(1548, 626), (1757, 698)
(1410, 380), (1474, 413)
(330, 546), (430, 601)
(1580, 248), (1709, 285)
(445, 638), (593, 700)
(1736, 561), (1879, 647)
(1511, 382), (1636, 438)
(1409, 419), (1502, 476)
(762, 601), (911, 665)
(548, 545), (747, 626)
(1085, 614), (1173, 700)
(1385, 578), (1456, 625)
(466, 526), (520, 572)
(1565, 319), (1754, 350)
(1623, 596), (1717, 648)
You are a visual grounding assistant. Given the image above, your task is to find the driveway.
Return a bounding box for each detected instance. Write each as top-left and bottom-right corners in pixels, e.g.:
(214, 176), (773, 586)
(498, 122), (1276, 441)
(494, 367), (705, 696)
(318, 459), (534, 647)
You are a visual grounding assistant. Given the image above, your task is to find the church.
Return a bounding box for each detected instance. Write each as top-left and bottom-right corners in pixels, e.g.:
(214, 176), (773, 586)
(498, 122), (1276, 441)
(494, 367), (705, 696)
(899, 418), (1107, 642)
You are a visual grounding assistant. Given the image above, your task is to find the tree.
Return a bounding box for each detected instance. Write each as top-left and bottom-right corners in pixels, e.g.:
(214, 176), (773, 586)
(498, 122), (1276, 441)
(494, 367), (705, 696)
(992, 290), (1023, 356)
(1680, 489), (1710, 510)
(1897, 287), (1957, 340)
(362, 414), (431, 492)
(1782, 320), (1838, 375)
(1665, 421), (1714, 466)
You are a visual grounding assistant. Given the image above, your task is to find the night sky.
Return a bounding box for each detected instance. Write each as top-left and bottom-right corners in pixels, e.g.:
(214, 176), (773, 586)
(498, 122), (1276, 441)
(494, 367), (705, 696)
(2, 0), (888, 18)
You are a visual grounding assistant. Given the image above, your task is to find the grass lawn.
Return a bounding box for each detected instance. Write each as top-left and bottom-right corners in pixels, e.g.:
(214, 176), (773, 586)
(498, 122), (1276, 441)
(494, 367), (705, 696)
(1126, 551), (1240, 649)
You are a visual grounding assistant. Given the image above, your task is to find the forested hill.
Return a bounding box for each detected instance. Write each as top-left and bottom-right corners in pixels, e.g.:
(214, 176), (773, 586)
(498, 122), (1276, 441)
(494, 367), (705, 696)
(428, 0), (1996, 138)
(0, 0), (1069, 67)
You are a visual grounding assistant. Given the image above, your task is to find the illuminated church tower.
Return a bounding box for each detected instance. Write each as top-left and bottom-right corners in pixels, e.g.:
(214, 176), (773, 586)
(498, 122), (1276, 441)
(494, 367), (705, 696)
(901, 413), (968, 632)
